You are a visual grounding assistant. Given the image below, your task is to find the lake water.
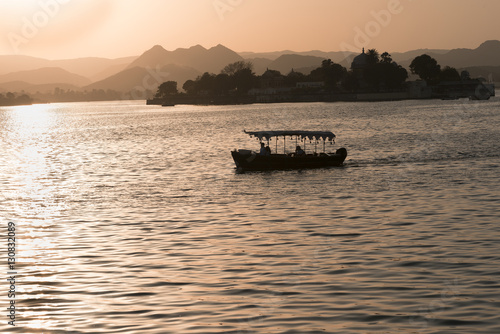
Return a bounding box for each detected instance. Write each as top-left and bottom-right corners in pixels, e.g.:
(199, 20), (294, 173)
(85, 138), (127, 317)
(1, 99), (499, 333)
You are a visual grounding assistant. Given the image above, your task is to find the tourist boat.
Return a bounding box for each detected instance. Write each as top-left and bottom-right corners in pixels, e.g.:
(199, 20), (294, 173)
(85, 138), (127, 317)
(231, 130), (347, 171)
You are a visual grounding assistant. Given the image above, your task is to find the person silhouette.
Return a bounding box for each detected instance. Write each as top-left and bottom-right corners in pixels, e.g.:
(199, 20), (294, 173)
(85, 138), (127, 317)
(295, 145), (305, 156)
(260, 142), (267, 155)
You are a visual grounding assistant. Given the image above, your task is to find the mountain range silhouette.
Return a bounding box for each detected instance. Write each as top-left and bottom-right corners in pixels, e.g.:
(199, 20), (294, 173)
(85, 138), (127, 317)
(1, 40), (499, 94)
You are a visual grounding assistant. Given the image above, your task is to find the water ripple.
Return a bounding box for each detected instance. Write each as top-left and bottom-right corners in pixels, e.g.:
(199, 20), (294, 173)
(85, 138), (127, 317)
(1, 100), (500, 333)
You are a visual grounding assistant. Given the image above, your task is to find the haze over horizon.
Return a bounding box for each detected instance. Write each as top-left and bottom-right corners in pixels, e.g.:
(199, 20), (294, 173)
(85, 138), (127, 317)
(1, 0), (499, 60)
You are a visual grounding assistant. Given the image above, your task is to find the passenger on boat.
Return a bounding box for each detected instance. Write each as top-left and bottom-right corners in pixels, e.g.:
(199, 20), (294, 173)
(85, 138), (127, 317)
(295, 145), (305, 156)
(265, 145), (271, 155)
(260, 143), (268, 155)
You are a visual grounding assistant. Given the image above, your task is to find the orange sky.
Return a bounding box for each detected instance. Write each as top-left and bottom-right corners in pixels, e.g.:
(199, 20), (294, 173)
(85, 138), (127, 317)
(0, 0), (499, 59)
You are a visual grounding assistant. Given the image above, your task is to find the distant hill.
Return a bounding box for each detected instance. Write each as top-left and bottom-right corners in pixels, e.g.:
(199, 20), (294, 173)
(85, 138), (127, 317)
(435, 40), (500, 68)
(0, 55), (52, 76)
(245, 57), (273, 75)
(0, 81), (33, 93)
(0, 82), (82, 94)
(242, 48), (453, 72)
(128, 44), (243, 74)
(85, 67), (154, 92)
(0, 67), (91, 86)
(339, 49), (452, 69)
(240, 50), (289, 60)
(0, 55), (137, 79)
(395, 41), (500, 69)
(243, 50), (356, 73)
(265, 54), (325, 75)
(460, 66), (500, 84)
(241, 50), (349, 63)
(1, 40), (498, 96)
(85, 64), (200, 92)
(51, 56), (137, 79)
(90, 62), (133, 82)
(246, 41), (500, 73)
(389, 49), (450, 63)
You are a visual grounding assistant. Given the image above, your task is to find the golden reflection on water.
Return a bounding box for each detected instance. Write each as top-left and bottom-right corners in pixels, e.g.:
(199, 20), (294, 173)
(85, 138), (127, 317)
(2, 104), (69, 331)
(4, 104), (65, 220)
(9, 103), (56, 136)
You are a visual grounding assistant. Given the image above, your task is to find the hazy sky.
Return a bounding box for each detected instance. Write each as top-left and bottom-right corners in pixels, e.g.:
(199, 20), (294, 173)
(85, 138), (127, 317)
(0, 0), (499, 59)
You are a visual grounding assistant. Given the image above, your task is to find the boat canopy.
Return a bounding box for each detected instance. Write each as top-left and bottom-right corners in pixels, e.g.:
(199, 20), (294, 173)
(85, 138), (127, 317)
(244, 130), (336, 141)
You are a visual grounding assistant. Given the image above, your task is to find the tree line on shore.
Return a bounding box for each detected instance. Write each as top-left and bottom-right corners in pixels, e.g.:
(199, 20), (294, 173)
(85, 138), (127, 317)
(0, 92), (32, 106)
(154, 50), (469, 100)
(0, 51), (479, 107)
(409, 54), (467, 84)
(0, 88), (146, 106)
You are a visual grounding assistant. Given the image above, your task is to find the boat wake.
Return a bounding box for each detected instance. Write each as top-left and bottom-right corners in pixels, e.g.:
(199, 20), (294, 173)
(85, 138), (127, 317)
(345, 151), (500, 168)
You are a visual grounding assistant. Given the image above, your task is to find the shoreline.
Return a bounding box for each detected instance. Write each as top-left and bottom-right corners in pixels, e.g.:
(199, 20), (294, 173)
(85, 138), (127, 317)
(0, 102), (33, 107)
(147, 92), (424, 106)
(148, 81), (495, 106)
(147, 91), (496, 106)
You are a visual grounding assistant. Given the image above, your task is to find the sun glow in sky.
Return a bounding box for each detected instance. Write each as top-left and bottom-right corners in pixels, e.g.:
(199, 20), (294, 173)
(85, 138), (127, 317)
(0, 0), (499, 59)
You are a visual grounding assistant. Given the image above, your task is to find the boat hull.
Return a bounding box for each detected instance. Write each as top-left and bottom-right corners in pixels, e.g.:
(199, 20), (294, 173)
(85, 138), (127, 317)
(231, 148), (347, 171)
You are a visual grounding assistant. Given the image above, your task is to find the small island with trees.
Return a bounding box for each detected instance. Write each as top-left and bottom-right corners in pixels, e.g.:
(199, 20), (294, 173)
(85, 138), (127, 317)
(148, 49), (495, 106)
